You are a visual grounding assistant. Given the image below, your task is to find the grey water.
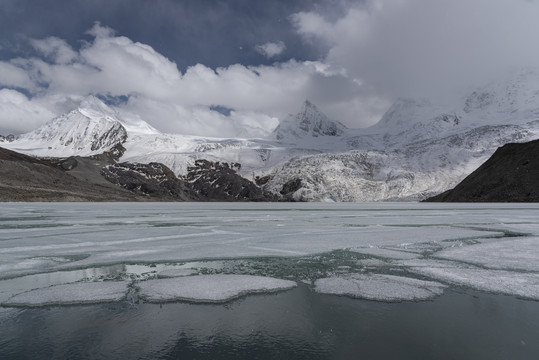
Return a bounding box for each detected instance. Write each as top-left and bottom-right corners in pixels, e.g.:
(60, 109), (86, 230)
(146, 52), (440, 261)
(1, 285), (538, 360)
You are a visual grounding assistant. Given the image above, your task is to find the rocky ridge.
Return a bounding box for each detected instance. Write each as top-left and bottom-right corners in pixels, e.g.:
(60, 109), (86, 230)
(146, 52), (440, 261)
(425, 139), (539, 202)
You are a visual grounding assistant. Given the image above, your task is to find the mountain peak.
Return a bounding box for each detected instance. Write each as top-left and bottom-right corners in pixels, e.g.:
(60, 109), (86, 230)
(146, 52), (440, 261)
(462, 67), (539, 118)
(78, 95), (117, 120)
(10, 95), (127, 157)
(273, 100), (347, 141)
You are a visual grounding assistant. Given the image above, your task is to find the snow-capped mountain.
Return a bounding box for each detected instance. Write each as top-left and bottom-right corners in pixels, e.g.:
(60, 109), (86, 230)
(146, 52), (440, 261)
(5, 96), (127, 157)
(273, 100), (347, 141)
(260, 69), (539, 201)
(4, 69), (539, 201)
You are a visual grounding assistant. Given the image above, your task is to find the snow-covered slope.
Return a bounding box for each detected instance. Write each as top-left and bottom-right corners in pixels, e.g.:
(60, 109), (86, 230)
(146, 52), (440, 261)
(273, 100), (347, 141)
(262, 69), (539, 201)
(5, 69), (539, 201)
(265, 122), (536, 201)
(5, 96), (127, 157)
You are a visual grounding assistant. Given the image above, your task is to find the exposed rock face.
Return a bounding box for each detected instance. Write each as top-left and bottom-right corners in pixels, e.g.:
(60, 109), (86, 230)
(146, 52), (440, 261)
(185, 159), (276, 201)
(0, 146), (280, 202)
(102, 162), (191, 201)
(426, 139), (539, 202)
(0, 134), (15, 142)
(279, 178), (303, 201)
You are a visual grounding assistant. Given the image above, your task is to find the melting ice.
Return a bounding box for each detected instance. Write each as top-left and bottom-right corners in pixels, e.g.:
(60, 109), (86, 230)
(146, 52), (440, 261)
(1, 202), (539, 308)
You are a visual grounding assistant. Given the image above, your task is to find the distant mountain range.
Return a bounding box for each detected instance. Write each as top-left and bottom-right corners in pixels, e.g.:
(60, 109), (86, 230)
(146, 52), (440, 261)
(3, 69), (539, 201)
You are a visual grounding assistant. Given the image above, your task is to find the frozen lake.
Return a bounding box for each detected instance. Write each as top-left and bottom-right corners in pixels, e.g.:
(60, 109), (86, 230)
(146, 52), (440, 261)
(1, 202), (538, 359)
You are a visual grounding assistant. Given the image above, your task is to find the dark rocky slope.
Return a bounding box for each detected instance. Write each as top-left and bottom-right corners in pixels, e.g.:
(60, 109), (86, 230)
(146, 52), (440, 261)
(426, 139), (539, 202)
(0, 147), (144, 201)
(185, 160), (277, 201)
(0, 147), (278, 202)
(102, 162), (192, 201)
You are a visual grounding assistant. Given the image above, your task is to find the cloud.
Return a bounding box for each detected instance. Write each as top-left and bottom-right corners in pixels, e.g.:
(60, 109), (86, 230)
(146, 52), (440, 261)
(7, 0), (536, 139)
(292, 0), (539, 97)
(29, 37), (78, 64)
(0, 23), (368, 136)
(85, 21), (115, 39)
(255, 41), (287, 59)
(0, 89), (55, 134)
(0, 61), (36, 90)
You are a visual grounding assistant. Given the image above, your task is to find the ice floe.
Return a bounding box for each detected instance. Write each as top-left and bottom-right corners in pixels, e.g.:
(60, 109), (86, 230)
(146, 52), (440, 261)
(157, 269), (198, 278)
(2, 281), (129, 307)
(314, 274), (446, 302)
(410, 265), (539, 300)
(435, 237), (539, 272)
(137, 275), (297, 303)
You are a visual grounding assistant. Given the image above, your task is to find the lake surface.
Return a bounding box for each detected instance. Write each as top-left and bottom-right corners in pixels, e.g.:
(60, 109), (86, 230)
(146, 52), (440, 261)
(1, 202), (538, 359)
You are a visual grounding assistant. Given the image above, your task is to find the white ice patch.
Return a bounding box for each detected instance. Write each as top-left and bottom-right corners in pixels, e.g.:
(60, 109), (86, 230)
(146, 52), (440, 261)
(2, 281), (129, 307)
(410, 266), (539, 300)
(137, 275), (297, 303)
(157, 269), (198, 278)
(435, 237), (539, 272)
(314, 274), (446, 302)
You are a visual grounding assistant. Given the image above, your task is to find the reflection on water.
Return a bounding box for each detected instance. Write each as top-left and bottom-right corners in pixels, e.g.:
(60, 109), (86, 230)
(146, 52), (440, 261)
(1, 285), (538, 360)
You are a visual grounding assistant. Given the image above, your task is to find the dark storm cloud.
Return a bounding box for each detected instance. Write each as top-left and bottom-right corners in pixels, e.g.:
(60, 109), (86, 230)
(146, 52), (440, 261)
(0, 0), (345, 69)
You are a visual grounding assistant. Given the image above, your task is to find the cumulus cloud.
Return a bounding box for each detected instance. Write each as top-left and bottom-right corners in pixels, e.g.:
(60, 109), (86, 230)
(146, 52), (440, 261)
(0, 23), (369, 136)
(0, 61), (36, 90)
(29, 37), (78, 64)
(0, 89), (55, 134)
(255, 41), (287, 59)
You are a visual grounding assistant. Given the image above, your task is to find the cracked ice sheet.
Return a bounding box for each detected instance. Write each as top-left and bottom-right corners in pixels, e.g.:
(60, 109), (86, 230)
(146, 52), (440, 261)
(489, 223), (539, 236)
(0, 225), (496, 279)
(435, 237), (539, 272)
(400, 259), (539, 300)
(2, 281), (130, 307)
(137, 275), (297, 303)
(314, 274), (446, 302)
